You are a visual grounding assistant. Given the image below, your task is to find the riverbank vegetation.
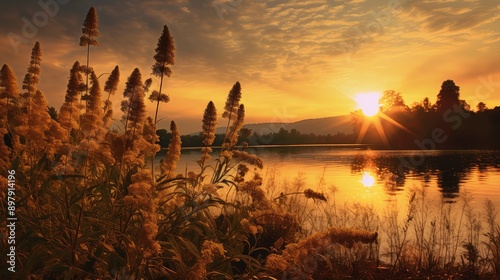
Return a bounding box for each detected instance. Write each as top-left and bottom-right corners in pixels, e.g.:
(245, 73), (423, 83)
(2, 7), (500, 279)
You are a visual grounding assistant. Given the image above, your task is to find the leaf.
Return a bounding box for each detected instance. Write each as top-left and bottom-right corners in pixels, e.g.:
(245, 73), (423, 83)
(102, 242), (114, 253)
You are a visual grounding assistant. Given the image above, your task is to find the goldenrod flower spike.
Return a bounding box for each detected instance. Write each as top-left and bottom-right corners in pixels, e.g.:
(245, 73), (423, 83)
(0, 64), (19, 99)
(199, 101), (217, 165)
(160, 120), (181, 179)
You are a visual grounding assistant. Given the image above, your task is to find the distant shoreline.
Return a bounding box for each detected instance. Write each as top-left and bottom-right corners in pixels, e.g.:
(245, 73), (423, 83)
(172, 143), (374, 150)
(162, 144), (500, 151)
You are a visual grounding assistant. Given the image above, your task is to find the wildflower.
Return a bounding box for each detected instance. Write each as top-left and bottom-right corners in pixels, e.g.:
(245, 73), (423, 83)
(224, 104), (245, 149)
(264, 254), (288, 275)
(79, 7), (99, 47)
(202, 101), (217, 146)
(0, 137), (10, 170)
(0, 176), (8, 205)
(152, 25), (175, 78)
(233, 150), (263, 169)
(303, 188), (327, 202)
(80, 71), (103, 139)
(106, 131), (125, 163)
(138, 216), (161, 257)
(187, 240), (225, 280)
(222, 82), (242, 120)
(148, 90), (169, 103)
(16, 90), (52, 159)
(0, 64), (19, 151)
(151, 24), (175, 134)
(143, 78), (153, 92)
(200, 101), (217, 165)
(160, 121), (181, 178)
(235, 164), (249, 183)
(266, 226), (377, 278)
(239, 173), (268, 207)
(142, 117), (161, 156)
(16, 42), (43, 152)
(220, 150), (233, 160)
(240, 218), (260, 235)
(104, 65), (120, 96)
(124, 169), (161, 257)
(0, 64), (19, 99)
(22, 42), (42, 96)
(80, 6), (99, 96)
(103, 65), (119, 126)
(122, 68), (147, 133)
(59, 61), (85, 133)
(324, 227), (378, 248)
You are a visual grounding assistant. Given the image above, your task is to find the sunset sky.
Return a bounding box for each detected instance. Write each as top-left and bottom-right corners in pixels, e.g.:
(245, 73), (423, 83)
(1, 0), (499, 134)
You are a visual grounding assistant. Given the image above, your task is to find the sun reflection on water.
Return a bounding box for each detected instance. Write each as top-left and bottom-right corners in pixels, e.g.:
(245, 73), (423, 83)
(361, 172), (375, 187)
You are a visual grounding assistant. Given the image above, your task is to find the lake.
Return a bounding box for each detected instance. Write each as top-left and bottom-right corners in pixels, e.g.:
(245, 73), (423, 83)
(156, 145), (500, 261)
(160, 145), (500, 209)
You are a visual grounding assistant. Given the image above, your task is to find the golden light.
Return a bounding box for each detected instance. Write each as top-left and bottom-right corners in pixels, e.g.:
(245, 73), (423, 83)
(354, 92), (381, 117)
(361, 172), (375, 187)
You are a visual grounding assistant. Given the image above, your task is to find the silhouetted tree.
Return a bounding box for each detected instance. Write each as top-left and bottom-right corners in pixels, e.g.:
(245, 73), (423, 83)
(380, 90), (406, 112)
(436, 80), (460, 112)
(422, 97), (433, 112)
(239, 127), (252, 142)
(476, 102), (487, 112)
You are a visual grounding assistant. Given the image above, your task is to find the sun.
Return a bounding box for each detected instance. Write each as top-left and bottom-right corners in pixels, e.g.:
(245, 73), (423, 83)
(354, 92), (381, 117)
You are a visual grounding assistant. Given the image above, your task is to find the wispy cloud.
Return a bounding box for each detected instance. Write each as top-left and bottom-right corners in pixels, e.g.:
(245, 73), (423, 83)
(1, 0), (499, 133)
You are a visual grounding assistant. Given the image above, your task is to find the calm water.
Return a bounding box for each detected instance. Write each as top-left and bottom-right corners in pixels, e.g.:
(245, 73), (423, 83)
(161, 145), (500, 210)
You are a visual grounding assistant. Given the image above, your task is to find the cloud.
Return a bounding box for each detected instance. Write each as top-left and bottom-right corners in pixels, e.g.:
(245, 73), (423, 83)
(1, 0), (499, 132)
(406, 0), (500, 32)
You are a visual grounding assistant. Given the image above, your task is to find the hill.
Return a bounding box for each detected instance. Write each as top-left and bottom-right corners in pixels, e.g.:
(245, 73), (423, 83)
(204, 115), (353, 136)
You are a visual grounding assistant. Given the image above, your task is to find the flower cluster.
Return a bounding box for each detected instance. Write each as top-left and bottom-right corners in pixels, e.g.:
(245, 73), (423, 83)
(187, 240), (226, 280)
(303, 188), (327, 202)
(160, 120), (181, 179)
(265, 227), (378, 278)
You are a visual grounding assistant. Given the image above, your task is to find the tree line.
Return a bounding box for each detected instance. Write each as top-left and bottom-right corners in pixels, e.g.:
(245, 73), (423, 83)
(156, 127), (356, 148)
(353, 80), (500, 149)
(155, 79), (499, 150)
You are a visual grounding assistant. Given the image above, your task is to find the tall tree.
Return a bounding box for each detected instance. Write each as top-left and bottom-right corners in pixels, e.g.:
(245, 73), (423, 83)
(79, 7), (99, 97)
(380, 90), (406, 112)
(422, 97), (433, 112)
(151, 25), (175, 126)
(436, 80), (460, 112)
(476, 102), (487, 112)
